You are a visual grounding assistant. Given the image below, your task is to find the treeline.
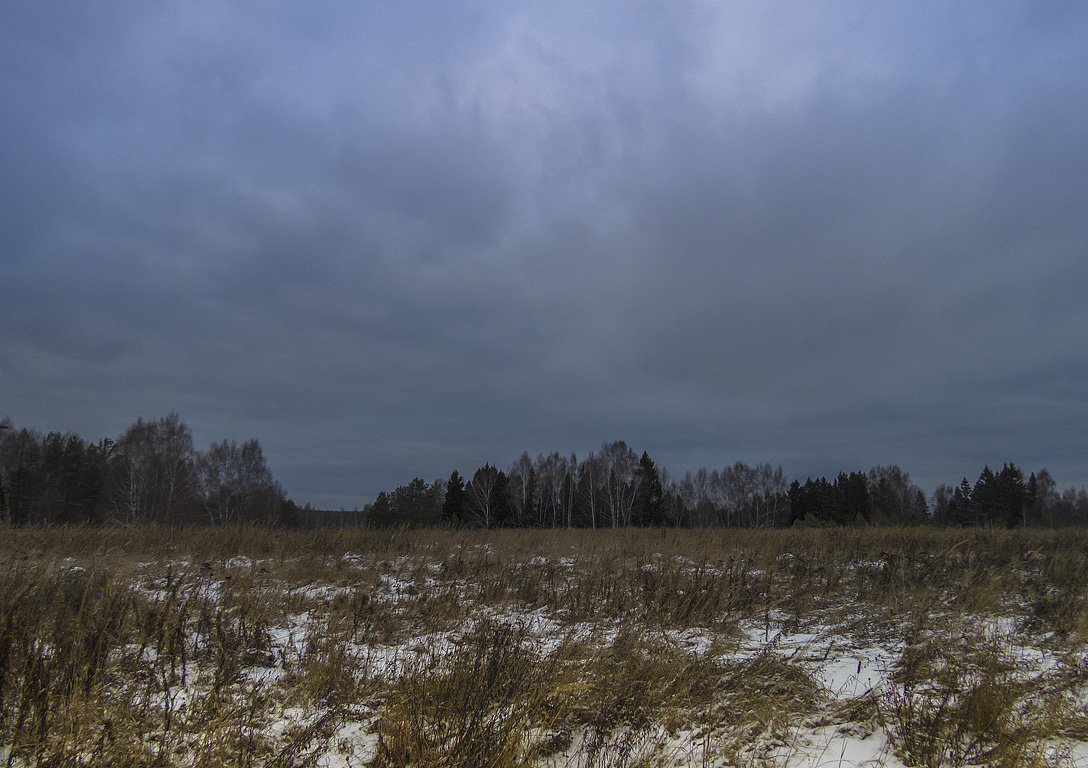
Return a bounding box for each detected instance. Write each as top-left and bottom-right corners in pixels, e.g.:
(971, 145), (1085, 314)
(0, 414), (297, 527)
(366, 441), (1088, 530)
(3, 418), (1087, 529)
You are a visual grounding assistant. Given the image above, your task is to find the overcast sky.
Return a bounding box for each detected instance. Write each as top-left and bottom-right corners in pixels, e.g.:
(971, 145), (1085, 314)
(3, 1), (1086, 508)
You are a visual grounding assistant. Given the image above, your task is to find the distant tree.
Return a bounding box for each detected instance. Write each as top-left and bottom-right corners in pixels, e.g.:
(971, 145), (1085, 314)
(964, 464), (1026, 527)
(196, 438), (284, 526)
(971, 466), (999, 525)
(834, 471), (870, 525)
(716, 462), (789, 528)
(678, 468), (716, 528)
(789, 477), (849, 526)
(787, 480), (805, 525)
(662, 485), (689, 527)
(373, 477), (444, 527)
(492, 469), (512, 527)
(533, 452), (572, 528)
(442, 470), (466, 525)
(931, 484), (955, 525)
(108, 419), (158, 524)
(367, 491), (394, 527)
(1055, 486), (1088, 526)
(913, 490), (929, 521)
(995, 463), (1028, 527)
(524, 468), (540, 526)
(600, 441), (640, 527)
(1026, 469), (1059, 526)
(633, 451), (665, 526)
(575, 452), (607, 528)
(1, 415), (303, 528)
(508, 453), (539, 527)
(560, 453), (578, 528)
(277, 498), (301, 528)
(156, 413), (200, 522)
(0, 427), (111, 526)
(1, 427), (45, 525)
(465, 464), (512, 529)
(867, 465), (926, 524)
(40, 432), (110, 524)
(813, 477), (837, 523)
(107, 413), (199, 525)
(953, 478), (975, 525)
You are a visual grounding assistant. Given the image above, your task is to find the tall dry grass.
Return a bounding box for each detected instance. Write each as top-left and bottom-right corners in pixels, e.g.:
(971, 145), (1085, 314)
(0, 525), (1085, 766)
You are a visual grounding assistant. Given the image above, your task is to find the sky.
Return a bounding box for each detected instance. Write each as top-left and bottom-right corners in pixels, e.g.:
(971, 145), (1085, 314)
(2, 1), (1087, 509)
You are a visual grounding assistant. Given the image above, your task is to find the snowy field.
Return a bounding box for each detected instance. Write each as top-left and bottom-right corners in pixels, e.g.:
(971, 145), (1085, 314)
(1, 527), (1086, 767)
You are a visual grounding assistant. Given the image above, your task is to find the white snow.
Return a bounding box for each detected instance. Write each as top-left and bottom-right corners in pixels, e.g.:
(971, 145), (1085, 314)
(765, 726), (907, 768)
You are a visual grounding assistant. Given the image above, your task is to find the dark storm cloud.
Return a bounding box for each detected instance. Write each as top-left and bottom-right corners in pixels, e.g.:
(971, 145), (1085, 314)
(3, 1), (1087, 507)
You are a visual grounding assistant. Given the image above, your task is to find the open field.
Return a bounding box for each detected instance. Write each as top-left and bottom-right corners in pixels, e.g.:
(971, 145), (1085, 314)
(1, 526), (1086, 767)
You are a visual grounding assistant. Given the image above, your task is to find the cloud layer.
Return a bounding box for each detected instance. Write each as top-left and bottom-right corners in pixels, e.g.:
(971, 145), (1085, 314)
(3, 1), (1087, 506)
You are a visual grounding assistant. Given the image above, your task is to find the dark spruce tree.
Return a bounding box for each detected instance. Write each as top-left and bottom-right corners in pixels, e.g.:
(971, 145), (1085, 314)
(442, 470), (466, 525)
(633, 451), (666, 526)
(972, 467), (998, 525)
(996, 463), (1028, 527)
(952, 478), (974, 525)
(969, 464), (1027, 527)
(365, 491), (395, 528)
(391, 477), (442, 526)
(808, 477), (837, 524)
(788, 480), (806, 525)
(834, 471), (870, 525)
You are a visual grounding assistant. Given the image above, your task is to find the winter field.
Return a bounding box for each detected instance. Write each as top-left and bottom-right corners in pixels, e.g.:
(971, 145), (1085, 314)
(1, 527), (1086, 768)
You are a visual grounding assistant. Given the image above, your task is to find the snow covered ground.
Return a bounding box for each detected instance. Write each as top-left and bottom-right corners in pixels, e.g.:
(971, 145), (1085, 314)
(151, 550), (1088, 767)
(4, 529), (1087, 767)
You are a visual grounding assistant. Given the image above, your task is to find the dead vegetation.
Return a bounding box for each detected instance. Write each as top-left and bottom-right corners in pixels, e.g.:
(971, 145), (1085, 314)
(1, 526), (1086, 767)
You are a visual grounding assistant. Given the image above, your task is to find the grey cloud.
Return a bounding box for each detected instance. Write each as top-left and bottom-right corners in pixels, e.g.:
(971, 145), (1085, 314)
(3, 1), (1087, 507)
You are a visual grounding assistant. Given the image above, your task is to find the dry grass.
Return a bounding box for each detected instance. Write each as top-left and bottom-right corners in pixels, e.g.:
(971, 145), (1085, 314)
(1, 526), (1086, 767)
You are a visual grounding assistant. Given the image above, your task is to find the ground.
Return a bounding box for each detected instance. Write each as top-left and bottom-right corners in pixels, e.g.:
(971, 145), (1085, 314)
(1, 526), (1086, 767)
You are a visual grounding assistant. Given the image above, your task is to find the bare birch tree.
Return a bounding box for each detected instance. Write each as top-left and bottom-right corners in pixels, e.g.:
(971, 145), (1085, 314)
(600, 440), (640, 527)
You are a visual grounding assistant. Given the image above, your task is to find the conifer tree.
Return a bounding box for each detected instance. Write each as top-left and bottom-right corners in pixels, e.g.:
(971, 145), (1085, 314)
(951, 478), (974, 525)
(366, 491), (394, 527)
(442, 470), (466, 525)
(996, 463), (1027, 527)
(634, 451), (665, 526)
